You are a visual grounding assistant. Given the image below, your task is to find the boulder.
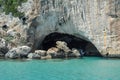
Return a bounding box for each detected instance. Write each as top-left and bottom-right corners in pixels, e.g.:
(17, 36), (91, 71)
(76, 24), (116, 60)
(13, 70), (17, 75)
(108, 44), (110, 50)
(56, 41), (72, 58)
(17, 46), (31, 57)
(27, 50), (47, 59)
(27, 53), (41, 59)
(0, 38), (8, 57)
(5, 46), (31, 59)
(27, 53), (33, 59)
(69, 48), (81, 57)
(56, 41), (71, 53)
(35, 50), (46, 56)
(0, 47), (9, 57)
(47, 47), (60, 58)
(5, 48), (19, 59)
(47, 47), (66, 58)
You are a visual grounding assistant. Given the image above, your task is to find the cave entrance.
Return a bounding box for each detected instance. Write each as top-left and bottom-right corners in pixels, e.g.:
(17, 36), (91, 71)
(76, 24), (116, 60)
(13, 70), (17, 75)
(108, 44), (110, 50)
(40, 32), (101, 57)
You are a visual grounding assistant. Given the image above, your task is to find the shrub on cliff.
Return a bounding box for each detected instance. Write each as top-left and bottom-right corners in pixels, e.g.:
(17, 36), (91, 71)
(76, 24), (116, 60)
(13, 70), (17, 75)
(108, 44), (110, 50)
(0, 0), (27, 17)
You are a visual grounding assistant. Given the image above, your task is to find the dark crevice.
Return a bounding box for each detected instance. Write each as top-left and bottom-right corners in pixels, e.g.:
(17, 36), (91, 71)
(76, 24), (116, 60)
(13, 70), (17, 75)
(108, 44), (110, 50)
(2, 25), (8, 30)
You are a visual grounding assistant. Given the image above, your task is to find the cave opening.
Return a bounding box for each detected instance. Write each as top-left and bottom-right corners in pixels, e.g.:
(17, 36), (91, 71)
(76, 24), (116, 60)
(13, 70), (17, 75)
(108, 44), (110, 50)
(40, 32), (101, 57)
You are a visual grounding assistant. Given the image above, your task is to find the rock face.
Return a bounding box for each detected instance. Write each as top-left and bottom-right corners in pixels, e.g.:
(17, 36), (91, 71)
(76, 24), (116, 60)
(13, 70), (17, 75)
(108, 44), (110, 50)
(0, 0), (120, 58)
(0, 38), (8, 57)
(29, 0), (120, 57)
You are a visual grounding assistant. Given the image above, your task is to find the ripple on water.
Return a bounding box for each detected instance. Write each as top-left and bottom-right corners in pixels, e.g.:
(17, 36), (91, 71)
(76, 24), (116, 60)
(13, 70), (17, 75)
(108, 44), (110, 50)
(0, 57), (120, 80)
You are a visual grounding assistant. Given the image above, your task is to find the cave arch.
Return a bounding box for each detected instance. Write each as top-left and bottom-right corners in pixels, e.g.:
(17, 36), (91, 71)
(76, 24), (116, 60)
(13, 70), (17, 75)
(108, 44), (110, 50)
(40, 32), (101, 56)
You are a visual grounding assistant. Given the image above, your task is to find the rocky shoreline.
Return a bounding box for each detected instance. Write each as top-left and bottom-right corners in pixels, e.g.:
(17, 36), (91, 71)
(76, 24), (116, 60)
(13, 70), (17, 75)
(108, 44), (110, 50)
(1, 37), (120, 59)
(0, 38), (81, 59)
(0, 0), (120, 59)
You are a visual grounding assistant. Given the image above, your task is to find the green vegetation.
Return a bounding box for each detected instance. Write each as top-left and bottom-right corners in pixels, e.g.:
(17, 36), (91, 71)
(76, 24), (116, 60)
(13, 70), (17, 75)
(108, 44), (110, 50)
(0, 0), (27, 17)
(3, 36), (14, 42)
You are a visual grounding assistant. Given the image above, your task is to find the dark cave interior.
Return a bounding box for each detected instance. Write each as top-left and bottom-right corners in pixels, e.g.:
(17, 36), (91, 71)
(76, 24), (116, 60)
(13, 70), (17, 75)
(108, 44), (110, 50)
(40, 32), (101, 56)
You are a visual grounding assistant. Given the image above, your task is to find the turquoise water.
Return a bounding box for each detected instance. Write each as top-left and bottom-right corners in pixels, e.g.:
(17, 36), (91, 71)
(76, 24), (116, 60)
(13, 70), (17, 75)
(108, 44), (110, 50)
(0, 57), (120, 80)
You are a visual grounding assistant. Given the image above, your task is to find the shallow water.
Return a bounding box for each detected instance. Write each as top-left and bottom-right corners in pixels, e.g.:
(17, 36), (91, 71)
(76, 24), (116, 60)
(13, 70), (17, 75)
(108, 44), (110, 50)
(0, 57), (120, 80)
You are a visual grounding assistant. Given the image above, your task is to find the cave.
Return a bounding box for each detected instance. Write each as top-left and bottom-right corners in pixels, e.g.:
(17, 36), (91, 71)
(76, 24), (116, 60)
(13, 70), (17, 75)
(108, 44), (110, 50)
(40, 32), (101, 57)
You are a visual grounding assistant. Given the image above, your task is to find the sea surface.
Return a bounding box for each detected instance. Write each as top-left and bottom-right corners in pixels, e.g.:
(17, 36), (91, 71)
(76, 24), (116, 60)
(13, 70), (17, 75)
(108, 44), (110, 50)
(0, 57), (120, 80)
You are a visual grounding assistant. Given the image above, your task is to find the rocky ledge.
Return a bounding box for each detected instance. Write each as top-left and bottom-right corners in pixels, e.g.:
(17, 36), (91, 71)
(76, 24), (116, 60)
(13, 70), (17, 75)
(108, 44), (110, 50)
(0, 38), (81, 59)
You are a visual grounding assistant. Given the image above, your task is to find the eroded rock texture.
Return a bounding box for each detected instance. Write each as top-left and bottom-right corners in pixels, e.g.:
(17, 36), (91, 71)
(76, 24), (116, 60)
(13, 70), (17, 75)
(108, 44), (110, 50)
(0, 0), (120, 57)
(29, 0), (120, 57)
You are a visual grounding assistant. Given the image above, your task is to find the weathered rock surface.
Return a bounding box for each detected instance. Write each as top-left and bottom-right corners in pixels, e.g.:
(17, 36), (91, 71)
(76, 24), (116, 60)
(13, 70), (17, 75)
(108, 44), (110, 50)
(70, 48), (81, 57)
(5, 46), (31, 59)
(0, 0), (120, 58)
(56, 41), (71, 53)
(7, 29), (17, 37)
(27, 52), (52, 59)
(35, 50), (46, 56)
(28, 50), (46, 59)
(18, 46), (31, 56)
(4, 40), (81, 59)
(0, 38), (6, 48)
(5, 48), (19, 59)
(47, 47), (59, 57)
(0, 47), (8, 57)
(31, 0), (120, 58)
(27, 53), (41, 59)
(0, 29), (7, 37)
(46, 41), (81, 58)
(0, 38), (8, 57)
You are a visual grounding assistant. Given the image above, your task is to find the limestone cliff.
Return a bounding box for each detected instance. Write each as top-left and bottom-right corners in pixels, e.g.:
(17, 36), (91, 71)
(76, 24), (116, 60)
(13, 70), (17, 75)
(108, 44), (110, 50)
(0, 0), (120, 57)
